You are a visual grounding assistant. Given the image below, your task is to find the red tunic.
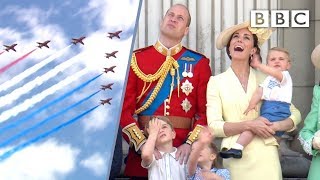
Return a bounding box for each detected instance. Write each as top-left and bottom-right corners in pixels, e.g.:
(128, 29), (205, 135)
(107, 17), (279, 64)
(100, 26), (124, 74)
(120, 44), (211, 177)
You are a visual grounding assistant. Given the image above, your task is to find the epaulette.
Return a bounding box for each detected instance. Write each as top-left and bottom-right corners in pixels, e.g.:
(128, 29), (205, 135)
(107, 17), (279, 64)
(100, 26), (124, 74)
(133, 45), (153, 54)
(185, 47), (208, 59)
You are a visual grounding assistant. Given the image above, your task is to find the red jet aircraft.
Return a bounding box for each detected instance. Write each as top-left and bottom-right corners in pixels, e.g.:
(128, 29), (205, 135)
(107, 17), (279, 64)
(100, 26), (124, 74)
(3, 43), (17, 52)
(105, 51), (118, 59)
(107, 31), (122, 39)
(71, 36), (85, 45)
(101, 83), (114, 90)
(37, 40), (51, 48)
(104, 66), (116, 73)
(100, 98), (112, 105)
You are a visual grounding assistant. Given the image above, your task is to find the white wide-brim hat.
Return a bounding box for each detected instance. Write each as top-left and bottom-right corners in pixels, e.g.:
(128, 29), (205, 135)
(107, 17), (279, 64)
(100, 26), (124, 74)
(311, 44), (320, 69)
(216, 21), (273, 50)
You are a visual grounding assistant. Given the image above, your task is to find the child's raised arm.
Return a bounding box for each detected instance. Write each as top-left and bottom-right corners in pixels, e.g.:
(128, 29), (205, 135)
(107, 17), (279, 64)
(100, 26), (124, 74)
(187, 127), (214, 176)
(141, 118), (161, 167)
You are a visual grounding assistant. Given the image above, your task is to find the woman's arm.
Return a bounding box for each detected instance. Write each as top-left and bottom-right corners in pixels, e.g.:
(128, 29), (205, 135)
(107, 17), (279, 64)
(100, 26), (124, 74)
(224, 117), (274, 138)
(207, 76), (274, 138)
(299, 86), (319, 155)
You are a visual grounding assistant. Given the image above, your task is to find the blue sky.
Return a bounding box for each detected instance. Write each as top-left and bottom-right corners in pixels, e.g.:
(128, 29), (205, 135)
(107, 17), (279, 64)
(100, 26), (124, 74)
(0, 0), (140, 179)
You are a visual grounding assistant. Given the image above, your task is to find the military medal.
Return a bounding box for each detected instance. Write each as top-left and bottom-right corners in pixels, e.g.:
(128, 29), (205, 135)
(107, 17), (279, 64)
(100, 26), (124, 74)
(187, 64), (193, 78)
(181, 98), (192, 113)
(182, 63), (188, 77)
(181, 80), (193, 96)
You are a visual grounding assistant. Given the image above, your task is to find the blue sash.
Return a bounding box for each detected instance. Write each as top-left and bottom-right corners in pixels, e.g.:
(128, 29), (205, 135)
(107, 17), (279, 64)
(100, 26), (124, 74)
(140, 50), (202, 115)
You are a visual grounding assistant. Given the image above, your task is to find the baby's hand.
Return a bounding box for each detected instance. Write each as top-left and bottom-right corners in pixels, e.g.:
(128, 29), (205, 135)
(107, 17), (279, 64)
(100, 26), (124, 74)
(243, 104), (258, 115)
(250, 53), (262, 69)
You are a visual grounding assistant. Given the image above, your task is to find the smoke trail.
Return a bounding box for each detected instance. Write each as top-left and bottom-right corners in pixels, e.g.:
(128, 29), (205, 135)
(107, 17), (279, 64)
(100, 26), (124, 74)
(0, 105), (99, 162)
(0, 45), (72, 93)
(0, 73), (102, 134)
(0, 68), (89, 123)
(0, 90), (100, 148)
(0, 49), (36, 74)
(0, 52), (84, 108)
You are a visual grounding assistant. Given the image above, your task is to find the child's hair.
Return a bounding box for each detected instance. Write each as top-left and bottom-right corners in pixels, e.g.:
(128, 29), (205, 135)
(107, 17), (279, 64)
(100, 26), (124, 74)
(267, 47), (291, 62)
(208, 142), (223, 169)
(144, 116), (173, 137)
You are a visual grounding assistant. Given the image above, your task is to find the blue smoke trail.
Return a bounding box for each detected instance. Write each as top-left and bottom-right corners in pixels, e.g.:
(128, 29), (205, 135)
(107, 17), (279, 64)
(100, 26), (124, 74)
(0, 73), (102, 134)
(0, 105), (99, 162)
(0, 90), (100, 148)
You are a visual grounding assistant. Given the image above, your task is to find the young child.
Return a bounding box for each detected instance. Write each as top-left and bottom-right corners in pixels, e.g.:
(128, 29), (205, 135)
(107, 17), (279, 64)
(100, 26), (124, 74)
(220, 47), (292, 159)
(141, 116), (186, 180)
(187, 127), (230, 180)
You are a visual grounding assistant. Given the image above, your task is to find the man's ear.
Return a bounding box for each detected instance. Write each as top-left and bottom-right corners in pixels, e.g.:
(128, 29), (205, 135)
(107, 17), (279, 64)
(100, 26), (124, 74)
(160, 18), (164, 27)
(184, 26), (189, 36)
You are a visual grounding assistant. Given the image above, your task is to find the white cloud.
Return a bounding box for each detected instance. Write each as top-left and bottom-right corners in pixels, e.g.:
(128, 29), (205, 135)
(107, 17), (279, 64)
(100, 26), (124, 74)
(78, 0), (139, 30)
(80, 152), (107, 176)
(0, 139), (80, 180)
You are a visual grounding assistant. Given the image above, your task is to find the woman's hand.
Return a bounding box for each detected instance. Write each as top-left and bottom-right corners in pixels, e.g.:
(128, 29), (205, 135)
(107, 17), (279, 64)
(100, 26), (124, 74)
(313, 131), (320, 150)
(249, 116), (275, 138)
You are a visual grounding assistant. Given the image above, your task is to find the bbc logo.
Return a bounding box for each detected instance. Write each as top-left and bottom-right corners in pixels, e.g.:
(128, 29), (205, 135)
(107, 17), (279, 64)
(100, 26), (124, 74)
(251, 10), (309, 27)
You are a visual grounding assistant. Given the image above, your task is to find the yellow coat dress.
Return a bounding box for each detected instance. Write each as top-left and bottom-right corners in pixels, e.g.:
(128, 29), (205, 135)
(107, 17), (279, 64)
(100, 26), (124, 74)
(207, 67), (301, 180)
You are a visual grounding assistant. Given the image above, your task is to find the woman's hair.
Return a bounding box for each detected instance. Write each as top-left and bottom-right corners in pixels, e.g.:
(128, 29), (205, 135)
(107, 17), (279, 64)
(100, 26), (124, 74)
(144, 116), (173, 137)
(226, 30), (261, 65)
(208, 142), (223, 169)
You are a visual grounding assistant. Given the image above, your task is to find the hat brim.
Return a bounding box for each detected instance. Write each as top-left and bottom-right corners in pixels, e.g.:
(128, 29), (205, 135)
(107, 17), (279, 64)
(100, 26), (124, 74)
(216, 21), (250, 50)
(311, 44), (320, 69)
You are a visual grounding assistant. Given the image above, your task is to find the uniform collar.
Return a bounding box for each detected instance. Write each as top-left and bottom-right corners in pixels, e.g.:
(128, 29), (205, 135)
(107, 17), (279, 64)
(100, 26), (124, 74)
(154, 40), (182, 56)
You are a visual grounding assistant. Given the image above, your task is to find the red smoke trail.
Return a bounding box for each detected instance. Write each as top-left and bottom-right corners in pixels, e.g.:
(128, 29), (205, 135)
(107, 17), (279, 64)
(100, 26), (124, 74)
(0, 49), (37, 74)
(0, 51), (5, 55)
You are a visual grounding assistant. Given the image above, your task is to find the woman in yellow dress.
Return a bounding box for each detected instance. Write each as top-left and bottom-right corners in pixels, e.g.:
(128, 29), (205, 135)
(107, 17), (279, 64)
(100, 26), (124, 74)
(206, 21), (301, 180)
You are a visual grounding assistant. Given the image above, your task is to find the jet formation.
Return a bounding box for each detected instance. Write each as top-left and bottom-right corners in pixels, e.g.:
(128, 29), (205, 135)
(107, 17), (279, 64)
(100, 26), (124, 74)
(101, 83), (114, 90)
(107, 31), (122, 39)
(105, 51), (118, 59)
(37, 40), (51, 48)
(2, 30), (122, 53)
(100, 98), (112, 105)
(3, 44), (17, 52)
(71, 36), (86, 45)
(103, 66), (116, 74)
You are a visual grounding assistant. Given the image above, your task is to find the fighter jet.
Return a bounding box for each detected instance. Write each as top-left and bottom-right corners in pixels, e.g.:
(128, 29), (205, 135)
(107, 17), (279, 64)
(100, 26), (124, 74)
(3, 43), (17, 52)
(103, 66), (116, 73)
(71, 36), (85, 45)
(101, 83), (114, 90)
(107, 31), (122, 39)
(100, 98), (112, 105)
(105, 51), (118, 59)
(37, 40), (50, 48)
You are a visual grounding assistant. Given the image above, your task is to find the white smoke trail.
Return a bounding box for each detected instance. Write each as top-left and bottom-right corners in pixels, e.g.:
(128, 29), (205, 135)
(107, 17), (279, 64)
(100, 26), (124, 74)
(0, 52), (84, 108)
(0, 45), (72, 93)
(0, 68), (89, 123)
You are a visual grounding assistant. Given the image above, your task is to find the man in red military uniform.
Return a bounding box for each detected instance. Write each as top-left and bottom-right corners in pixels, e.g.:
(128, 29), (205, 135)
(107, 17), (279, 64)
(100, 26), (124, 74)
(120, 4), (212, 178)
